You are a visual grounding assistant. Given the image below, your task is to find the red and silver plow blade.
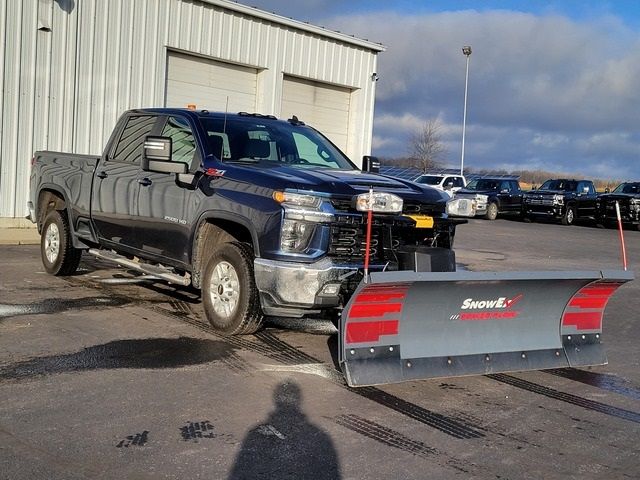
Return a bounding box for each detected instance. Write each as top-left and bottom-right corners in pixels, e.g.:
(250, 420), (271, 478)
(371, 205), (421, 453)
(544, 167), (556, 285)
(339, 270), (633, 387)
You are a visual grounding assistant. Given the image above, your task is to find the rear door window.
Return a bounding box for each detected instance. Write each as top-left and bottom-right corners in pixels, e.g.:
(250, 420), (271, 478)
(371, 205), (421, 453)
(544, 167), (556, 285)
(112, 116), (158, 164)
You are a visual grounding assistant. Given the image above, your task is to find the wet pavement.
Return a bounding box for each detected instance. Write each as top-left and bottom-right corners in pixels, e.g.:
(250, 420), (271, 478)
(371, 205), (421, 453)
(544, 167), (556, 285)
(0, 220), (639, 479)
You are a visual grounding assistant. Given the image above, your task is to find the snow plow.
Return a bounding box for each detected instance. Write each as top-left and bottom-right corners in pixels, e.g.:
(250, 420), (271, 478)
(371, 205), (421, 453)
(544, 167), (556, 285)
(340, 269), (633, 387)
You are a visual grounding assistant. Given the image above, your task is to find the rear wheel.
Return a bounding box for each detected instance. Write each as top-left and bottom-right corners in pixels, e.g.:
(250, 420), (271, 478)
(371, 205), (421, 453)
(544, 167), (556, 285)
(484, 202), (498, 220)
(561, 206), (576, 226)
(40, 210), (82, 275)
(202, 242), (263, 335)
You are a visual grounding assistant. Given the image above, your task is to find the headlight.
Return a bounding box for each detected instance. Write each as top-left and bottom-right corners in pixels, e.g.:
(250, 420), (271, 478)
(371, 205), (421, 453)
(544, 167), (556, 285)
(273, 191), (333, 222)
(446, 198), (477, 217)
(273, 191), (321, 209)
(553, 194), (564, 205)
(630, 199), (640, 211)
(274, 191), (331, 252)
(280, 219), (315, 252)
(355, 192), (403, 213)
(475, 194), (489, 203)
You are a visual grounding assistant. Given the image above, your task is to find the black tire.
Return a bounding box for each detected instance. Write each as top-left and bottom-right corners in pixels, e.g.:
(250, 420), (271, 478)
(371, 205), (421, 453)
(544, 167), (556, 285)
(40, 210), (82, 276)
(561, 206), (576, 226)
(202, 242), (263, 335)
(484, 202), (498, 220)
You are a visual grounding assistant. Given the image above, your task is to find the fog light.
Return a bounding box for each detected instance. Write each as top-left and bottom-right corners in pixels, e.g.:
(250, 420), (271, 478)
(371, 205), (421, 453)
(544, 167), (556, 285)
(321, 283), (341, 296)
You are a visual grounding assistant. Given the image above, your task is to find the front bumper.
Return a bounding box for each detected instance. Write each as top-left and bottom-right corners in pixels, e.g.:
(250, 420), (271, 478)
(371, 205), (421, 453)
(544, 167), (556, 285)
(456, 196), (487, 215)
(598, 206), (640, 225)
(523, 203), (564, 218)
(254, 257), (359, 317)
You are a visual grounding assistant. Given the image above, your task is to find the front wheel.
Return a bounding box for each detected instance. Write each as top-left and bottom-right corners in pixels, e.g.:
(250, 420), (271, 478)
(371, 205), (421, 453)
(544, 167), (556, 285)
(41, 210), (82, 276)
(484, 202), (498, 220)
(202, 242), (264, 335)
(561, 206), (576, 226)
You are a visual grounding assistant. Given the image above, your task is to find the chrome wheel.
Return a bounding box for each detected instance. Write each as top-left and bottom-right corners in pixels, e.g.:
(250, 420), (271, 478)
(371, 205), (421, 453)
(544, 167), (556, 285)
(208, 260), (240, 319)
(567, 209), (574, 224)
(44, 222), (60, 264)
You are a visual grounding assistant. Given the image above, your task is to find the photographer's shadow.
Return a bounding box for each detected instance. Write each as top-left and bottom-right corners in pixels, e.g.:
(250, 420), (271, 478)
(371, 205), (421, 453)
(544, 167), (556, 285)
(228, 381), (341, 479)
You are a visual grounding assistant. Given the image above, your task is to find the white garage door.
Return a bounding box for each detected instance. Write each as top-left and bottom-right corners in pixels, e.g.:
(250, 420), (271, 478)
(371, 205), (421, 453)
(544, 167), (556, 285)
(281, 76), (352, 152)
(166, 51), (257, 113)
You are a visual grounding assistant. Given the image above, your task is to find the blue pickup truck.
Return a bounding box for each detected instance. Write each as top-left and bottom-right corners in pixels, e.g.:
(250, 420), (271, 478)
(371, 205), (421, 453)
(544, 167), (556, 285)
(29, 108), (471, 335)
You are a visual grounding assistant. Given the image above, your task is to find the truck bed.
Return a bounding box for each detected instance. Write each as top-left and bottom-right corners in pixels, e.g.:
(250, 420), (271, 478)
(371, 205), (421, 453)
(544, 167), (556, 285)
(30, 151), (100, 230)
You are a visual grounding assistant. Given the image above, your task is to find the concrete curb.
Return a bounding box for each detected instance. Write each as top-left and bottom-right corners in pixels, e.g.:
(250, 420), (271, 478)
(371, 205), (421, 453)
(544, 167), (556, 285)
(0, 228), (40, 245)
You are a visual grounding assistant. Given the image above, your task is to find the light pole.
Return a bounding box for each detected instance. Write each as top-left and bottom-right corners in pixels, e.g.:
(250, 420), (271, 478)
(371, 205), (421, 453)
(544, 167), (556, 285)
(460, 45), (472, 176)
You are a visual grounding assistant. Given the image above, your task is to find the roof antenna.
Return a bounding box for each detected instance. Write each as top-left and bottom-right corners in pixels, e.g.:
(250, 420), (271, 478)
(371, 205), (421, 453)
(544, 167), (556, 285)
(221, 96), (229, 160)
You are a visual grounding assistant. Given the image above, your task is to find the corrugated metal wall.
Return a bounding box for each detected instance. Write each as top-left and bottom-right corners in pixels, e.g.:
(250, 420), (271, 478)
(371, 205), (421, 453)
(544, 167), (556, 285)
(0, 0), (380, 219)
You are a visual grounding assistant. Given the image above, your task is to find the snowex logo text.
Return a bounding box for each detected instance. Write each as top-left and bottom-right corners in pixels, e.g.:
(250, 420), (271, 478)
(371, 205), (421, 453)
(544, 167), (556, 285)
(450, 294), (523, 321)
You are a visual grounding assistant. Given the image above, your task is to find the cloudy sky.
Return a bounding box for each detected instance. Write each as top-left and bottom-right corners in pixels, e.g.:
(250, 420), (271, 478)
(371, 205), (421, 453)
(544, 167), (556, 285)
(242, 0), (639, 180)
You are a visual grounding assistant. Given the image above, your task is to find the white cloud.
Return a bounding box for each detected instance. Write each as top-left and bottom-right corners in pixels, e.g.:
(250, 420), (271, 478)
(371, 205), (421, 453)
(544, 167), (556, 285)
(242, 3), (640, 180)
(333, 10), (640, 179)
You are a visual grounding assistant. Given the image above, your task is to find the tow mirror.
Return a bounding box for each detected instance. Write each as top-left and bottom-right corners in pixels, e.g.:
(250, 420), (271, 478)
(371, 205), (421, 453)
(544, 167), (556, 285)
(362, 156), (380, 173)
(142, 136), (187, 174)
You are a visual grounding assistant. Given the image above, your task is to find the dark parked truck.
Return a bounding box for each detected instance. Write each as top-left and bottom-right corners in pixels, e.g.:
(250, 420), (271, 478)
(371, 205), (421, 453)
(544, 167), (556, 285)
(596, 182), (640, 230)
(453, 177), (523, 220)
(29, 109), (469, 331)
(522, 178), (597, 225)
(29, 109), (632, 387)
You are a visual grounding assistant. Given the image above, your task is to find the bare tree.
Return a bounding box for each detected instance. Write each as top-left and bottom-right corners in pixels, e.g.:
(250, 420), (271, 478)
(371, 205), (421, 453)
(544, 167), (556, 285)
(408, 119), (447, 173)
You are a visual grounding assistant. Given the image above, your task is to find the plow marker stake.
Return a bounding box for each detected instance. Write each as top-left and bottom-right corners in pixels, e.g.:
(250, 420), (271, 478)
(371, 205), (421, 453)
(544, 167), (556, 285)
(340, 270), (633, 387)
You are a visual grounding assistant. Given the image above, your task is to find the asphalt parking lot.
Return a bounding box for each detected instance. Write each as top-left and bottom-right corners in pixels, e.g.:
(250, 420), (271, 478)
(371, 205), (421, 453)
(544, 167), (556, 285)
(1, 219), (638, 480)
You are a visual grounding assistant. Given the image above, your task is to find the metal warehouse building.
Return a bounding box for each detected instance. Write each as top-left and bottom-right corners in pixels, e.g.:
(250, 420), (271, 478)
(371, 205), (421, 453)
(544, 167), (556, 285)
(0, 0), (384, 224)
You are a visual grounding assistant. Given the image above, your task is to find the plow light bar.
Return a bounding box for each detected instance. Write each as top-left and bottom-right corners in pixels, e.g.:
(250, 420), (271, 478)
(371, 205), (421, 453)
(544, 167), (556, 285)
(356, 192), (403, 213)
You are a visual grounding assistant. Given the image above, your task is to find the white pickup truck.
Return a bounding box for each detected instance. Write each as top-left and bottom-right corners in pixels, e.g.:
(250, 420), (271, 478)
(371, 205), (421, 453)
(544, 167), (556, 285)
(414, 173), (467, 197)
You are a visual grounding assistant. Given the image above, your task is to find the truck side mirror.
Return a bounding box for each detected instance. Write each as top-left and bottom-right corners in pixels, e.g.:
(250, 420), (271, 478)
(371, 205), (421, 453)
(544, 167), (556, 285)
(142, 136), (187, 174)
(604, 187), (610, 193)
(362, 156), (380, 173)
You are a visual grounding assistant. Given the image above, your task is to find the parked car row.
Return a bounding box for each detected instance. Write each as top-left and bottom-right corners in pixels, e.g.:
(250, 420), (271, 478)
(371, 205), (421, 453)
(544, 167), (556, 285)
(414, 174), (640, 231)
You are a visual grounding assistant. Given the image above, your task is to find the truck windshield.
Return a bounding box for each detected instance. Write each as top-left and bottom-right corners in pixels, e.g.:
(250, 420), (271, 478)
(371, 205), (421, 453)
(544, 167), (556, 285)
(613, 183), (640, 194)
(467, 179), (500, 191)
(540, 180), (577, 191)
(199, 117), (356, 170)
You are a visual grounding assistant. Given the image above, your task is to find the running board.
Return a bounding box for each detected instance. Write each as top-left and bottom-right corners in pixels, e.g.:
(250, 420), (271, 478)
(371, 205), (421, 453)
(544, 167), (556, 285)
(88, 248), (191, 286)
